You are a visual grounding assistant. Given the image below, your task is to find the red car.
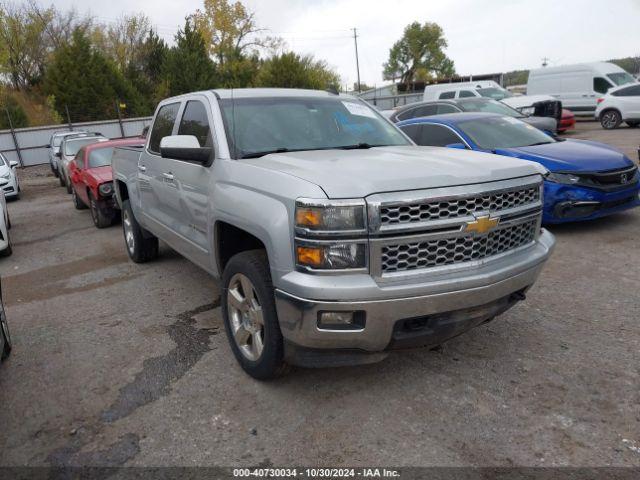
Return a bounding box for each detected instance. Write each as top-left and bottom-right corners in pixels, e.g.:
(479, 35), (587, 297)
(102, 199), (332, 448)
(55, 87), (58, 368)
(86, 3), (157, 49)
(69, 138), (144, 228)
(557, 108), (575, 133)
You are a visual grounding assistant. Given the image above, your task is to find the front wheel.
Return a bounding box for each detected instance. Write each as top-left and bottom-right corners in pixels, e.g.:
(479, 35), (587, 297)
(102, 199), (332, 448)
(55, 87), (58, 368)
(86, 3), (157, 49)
(72, 188), (87, 210)
(121, 199), (158, 263)
(221, 250), (287, 380)
(0, 230), (12, 257)
(626, 121), (639, 128)
(59, 172), (66, 187)
(89, 192), (112, 228)
(600, 110), (621, 129)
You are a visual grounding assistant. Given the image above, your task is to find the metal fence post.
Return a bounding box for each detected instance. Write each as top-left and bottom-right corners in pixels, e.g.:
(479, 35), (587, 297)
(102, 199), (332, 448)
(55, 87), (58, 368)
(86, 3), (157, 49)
(5, 108), (24, 168)
(115, 101), (125, 138)
(65, 105), (73, 131)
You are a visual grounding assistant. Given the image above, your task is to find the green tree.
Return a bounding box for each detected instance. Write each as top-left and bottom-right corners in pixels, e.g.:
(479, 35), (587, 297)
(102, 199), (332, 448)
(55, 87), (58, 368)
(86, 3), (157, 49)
(163, 19), (216, 96)
(43, 29), (142, 121)
(256, 52), (340, 90)
(190, 0), (279, 88)
(0, 92), (28, 128)
(383, 22), (455, 85)
(125, 30), (168, 113)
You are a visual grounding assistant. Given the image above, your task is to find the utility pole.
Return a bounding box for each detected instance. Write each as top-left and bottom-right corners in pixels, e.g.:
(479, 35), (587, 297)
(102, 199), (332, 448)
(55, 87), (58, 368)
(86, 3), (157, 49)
(541, 57), (550, 67)
(353, 28), (361, 93)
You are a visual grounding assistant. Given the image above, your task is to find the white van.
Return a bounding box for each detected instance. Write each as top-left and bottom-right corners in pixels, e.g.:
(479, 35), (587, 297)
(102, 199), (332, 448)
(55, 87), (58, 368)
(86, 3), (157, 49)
(527, 62), (636, 116)
(422, 80), (561, 122)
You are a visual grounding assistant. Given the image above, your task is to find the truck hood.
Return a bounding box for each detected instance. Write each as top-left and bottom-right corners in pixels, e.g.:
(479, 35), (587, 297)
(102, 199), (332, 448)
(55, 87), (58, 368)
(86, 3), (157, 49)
(86, 166), (113, 183)
(493, 139), (634, 172)
(242, 146), (545, 198)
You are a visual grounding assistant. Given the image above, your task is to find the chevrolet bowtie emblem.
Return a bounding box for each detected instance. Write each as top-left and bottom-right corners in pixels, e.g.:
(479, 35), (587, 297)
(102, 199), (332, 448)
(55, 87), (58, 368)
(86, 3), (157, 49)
(465, 215), (500, 234)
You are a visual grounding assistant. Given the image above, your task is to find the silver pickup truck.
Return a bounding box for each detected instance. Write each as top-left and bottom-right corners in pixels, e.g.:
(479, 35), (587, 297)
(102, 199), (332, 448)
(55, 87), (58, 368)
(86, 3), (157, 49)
(112, 88), (555, 379)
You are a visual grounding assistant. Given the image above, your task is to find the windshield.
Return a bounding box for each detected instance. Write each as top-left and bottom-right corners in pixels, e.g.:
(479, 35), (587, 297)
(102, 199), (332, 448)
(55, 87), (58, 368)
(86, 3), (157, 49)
(457, 99), (523, 118)
(476, 87), (512, 100)
(219, 96), (410, 158)
(64, 138), (102, 156)
(88, 147), (114, 168)
(458, 116), (555, 150)
(607, 72), (635, 86)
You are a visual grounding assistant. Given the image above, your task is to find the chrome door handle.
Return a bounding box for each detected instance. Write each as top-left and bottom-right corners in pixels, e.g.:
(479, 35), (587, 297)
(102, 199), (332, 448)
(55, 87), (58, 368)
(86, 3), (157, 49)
(138, 164), (147, 172)
(162, 172), (174, 181)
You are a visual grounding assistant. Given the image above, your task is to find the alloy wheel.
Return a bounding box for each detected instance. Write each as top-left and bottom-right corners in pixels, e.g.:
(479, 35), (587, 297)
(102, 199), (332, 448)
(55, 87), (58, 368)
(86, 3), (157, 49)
(601, 112), (619, 129)
(122, 210), (135, 255)
(227, 273), (265, 361)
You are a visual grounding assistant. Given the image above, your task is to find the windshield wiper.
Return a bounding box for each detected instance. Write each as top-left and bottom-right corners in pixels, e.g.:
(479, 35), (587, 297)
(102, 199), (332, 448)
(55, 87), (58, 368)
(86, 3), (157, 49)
(339, 142), (375, 150)
(241, 148), (291, 159)
(525, 141), (553, 147)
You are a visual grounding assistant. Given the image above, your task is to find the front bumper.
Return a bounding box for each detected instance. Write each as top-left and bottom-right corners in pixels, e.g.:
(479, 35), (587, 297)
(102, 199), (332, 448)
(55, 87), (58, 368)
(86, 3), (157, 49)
(543, 181), (640, 224)
(1, 177), (18, 198)
(275, 229), (554, 356)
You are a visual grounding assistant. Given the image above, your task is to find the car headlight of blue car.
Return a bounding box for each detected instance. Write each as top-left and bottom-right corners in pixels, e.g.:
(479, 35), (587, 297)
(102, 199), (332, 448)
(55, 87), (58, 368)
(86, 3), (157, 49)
(545, 172), (581, 185)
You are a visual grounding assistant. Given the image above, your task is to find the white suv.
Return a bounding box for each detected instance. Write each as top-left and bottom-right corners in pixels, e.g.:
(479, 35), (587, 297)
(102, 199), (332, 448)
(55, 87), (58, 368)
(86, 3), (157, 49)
(595, 83), (640, 129)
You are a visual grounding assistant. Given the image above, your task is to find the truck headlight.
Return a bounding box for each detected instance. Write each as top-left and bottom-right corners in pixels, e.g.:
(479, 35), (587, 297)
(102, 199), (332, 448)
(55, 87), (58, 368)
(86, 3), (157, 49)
(296, 241), (367, 270)
(546, 172), (581, 185)
(295, 198), (366, 234)
(99, 182), (114, 196)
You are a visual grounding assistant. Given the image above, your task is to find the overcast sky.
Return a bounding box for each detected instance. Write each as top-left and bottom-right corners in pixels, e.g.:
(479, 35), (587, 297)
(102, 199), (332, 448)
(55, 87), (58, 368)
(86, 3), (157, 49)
(42, 0), (640, 89)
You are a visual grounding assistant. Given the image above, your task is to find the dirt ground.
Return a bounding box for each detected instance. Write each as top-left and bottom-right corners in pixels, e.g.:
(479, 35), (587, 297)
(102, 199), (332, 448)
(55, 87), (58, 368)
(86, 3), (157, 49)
(0, 120), (639, 470)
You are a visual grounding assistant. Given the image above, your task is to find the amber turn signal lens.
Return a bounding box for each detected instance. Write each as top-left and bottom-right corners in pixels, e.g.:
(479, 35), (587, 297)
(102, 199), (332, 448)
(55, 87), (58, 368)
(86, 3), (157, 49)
(295, 207), (322, 227)
(296, 246), (323, 267)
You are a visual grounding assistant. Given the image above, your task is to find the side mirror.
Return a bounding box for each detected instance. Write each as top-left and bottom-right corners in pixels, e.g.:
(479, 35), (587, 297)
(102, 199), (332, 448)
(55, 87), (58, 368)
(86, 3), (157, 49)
(445, 143), (467, 150)
(9, 160), (18, 168)
(160, 135), (212, 165)
(55, 151), (61, 158)
(46, 144), (51, 148)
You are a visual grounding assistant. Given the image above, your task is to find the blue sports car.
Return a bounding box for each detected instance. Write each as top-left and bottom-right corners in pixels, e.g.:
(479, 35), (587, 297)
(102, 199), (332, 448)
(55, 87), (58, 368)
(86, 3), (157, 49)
(397, 112), (640, 223)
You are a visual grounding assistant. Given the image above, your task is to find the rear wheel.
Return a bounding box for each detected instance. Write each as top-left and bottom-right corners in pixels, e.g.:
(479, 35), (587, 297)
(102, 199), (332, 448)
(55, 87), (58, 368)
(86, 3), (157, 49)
(59, 173), (65, 187)
(221, 250), (287, 380)
(72, 188), (87, 210)
(89, 192), (112, 228)
(121, 199), (158, 263)
(600, 110), (621, 129)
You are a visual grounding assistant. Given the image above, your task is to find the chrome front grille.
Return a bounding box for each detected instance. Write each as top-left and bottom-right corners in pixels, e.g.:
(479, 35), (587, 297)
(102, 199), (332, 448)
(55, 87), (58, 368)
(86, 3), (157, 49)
(367, 176), (544, 279)
(381, 219), (537, 273)
(380, 185), (540, 226)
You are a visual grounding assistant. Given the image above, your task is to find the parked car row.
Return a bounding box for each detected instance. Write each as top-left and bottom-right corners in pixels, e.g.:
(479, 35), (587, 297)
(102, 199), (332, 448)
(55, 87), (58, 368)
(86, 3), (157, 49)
(51, 131), (145, 229)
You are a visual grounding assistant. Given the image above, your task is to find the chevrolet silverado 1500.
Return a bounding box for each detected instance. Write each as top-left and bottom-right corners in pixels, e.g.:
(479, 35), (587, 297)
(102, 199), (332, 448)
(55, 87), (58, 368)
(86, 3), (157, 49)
(111, 88), (555, 379)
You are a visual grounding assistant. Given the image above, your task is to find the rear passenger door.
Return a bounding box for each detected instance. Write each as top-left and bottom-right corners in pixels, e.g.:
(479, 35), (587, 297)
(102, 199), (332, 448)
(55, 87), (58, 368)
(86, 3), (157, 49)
(613, 84), (640, 119)
(162, 98), (214, 265)
(396, 104), (438, 121)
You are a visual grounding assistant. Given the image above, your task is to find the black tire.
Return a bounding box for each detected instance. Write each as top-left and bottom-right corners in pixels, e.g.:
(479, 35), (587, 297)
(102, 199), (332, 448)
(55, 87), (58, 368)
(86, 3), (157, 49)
(626, 121), (640, 128)
(221, 250), (287, 380)
(600, 109), (621, 129)
(121, 199), (158, 263)
(52, 167), (59, 178)
(1, 230), (12, 257)
(72, 188), (87, 210)
(89, 192), (112, 228)
(1, 310), (11, 360)
(59, 172), (66, 187)
(65, 178), (72, 194)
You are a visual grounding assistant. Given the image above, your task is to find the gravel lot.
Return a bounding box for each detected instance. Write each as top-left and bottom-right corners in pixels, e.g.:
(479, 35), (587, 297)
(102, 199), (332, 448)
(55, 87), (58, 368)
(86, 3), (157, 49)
(0, 120), (639, 469)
